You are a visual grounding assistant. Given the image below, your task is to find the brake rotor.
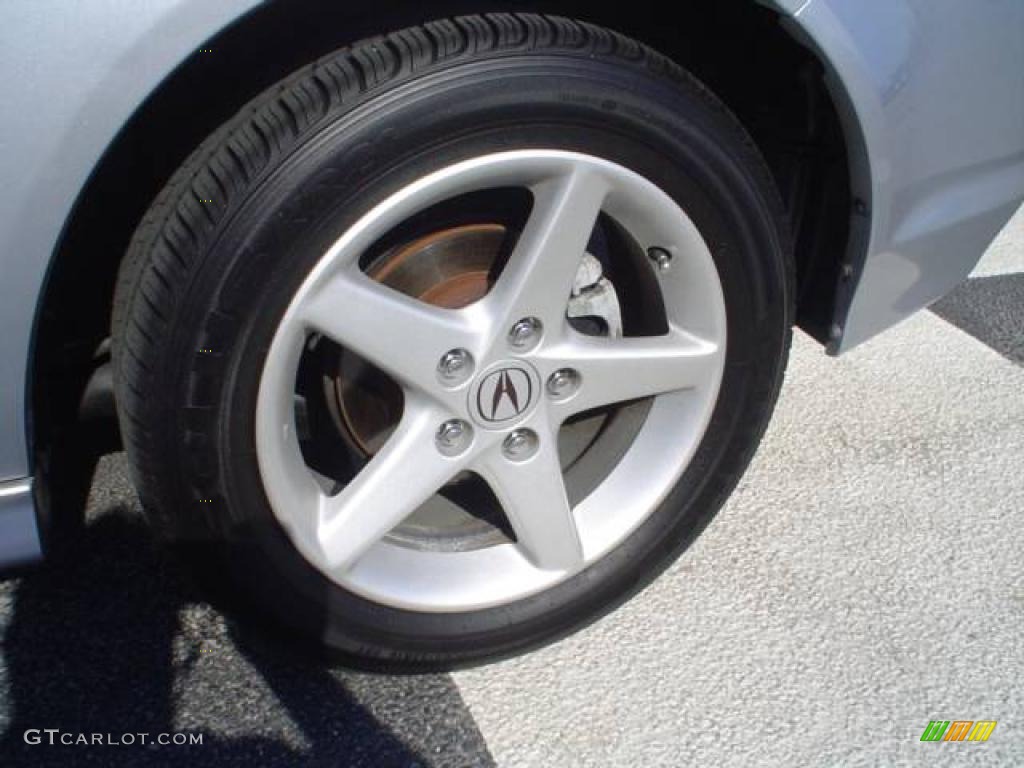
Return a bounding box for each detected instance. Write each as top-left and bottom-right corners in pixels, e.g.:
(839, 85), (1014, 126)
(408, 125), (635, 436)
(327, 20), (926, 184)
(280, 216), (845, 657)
(335, 224), (506, 455)
(369, 223), (504, 309)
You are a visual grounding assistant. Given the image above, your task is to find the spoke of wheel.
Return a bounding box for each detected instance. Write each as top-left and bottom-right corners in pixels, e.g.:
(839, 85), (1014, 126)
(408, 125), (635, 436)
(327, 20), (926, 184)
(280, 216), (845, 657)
(476, 437), (583, 572)
(299, 268), (481, 392)
(316, 400), (464, 571)
(542, 329), (722, 420)
(486, 165), (609, 334)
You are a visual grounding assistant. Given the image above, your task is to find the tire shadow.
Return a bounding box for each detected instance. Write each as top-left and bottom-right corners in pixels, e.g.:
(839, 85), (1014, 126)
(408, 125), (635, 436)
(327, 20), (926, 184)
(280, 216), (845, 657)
(0, 454), (494, 767)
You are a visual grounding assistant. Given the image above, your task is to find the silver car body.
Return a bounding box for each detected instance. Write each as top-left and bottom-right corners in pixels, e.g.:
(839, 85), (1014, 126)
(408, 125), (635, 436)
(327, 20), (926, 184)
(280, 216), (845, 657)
(1, 0), (1022, 566)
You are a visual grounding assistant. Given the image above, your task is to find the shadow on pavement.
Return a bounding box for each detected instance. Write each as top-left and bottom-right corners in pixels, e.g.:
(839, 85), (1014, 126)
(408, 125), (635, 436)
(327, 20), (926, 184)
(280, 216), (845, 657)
(931, 273), (1024, 366)
(0, 454), (493, 767)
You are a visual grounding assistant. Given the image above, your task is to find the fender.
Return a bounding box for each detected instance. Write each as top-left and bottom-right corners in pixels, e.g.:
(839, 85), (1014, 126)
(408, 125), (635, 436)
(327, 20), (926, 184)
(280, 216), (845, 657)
(789, 0), (1024, 352)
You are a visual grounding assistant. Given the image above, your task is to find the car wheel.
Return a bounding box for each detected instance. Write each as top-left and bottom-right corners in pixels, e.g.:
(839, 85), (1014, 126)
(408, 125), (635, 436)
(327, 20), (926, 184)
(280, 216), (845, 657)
(112, 14), (792, 669)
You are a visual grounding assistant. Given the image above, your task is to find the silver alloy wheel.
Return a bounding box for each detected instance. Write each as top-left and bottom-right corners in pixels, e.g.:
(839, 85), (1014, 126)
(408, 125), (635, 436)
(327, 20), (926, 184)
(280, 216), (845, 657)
(255, 150), (727, 612)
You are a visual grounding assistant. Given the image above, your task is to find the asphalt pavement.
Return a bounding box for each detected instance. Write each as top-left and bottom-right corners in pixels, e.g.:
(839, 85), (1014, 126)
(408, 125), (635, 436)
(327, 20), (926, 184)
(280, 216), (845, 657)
(0, 207), (1021, 767)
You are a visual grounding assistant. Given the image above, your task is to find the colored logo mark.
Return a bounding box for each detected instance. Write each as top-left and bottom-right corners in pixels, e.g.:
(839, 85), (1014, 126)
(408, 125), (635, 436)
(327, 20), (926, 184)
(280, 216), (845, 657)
(920, 720), (997, 742)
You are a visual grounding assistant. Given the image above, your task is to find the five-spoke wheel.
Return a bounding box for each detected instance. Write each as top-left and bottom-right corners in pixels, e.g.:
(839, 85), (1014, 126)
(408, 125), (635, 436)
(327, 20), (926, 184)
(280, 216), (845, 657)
(257, 151), (726, 611)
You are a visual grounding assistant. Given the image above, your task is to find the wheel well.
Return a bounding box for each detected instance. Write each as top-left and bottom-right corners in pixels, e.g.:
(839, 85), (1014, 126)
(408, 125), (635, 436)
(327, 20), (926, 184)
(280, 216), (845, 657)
(32, 0), (851, 465)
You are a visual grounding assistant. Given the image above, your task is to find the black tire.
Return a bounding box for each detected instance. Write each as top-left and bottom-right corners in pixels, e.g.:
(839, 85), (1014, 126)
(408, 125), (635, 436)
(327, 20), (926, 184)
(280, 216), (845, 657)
(112, 13), (792, 670)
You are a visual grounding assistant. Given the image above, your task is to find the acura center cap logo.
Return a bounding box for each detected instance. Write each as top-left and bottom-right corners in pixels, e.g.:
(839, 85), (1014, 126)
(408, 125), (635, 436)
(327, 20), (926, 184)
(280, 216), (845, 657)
(472, 363), (539, 426)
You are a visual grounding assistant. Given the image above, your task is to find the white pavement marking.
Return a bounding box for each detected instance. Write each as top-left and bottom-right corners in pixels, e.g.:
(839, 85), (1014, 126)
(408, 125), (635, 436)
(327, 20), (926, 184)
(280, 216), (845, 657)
(455, 308), (1024, 766)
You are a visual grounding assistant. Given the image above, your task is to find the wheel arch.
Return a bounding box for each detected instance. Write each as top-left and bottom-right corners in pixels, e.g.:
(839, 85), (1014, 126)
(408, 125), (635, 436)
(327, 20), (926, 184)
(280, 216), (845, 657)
(29, 0), (860, 501)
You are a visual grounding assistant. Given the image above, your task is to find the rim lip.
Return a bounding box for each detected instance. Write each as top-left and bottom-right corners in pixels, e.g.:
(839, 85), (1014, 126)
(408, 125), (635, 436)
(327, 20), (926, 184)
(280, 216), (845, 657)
(255, 150), (727, 613)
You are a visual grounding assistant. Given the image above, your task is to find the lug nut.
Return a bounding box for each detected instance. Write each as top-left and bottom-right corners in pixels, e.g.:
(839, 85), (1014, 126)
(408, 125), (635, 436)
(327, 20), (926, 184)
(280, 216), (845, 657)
(547, 368), (581, 401)
(437, 348), (474, 386)
(502, 429), (539, 462)
(648, 246), (673, 271)
(436, 419), (473, 457)
(508, 317), (543, 351)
